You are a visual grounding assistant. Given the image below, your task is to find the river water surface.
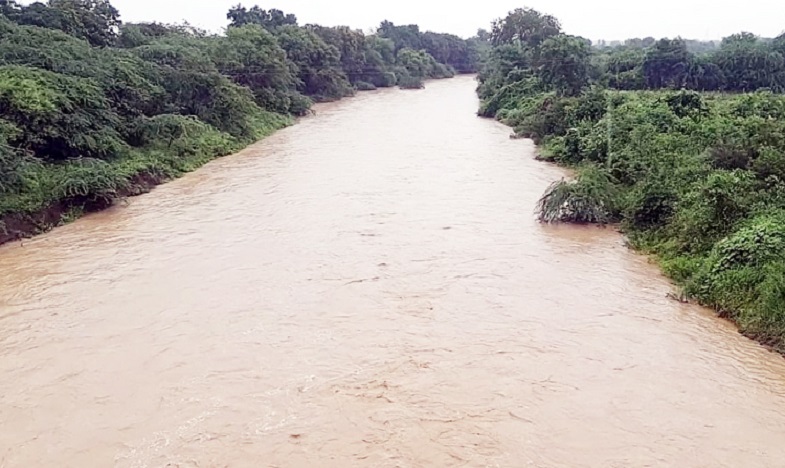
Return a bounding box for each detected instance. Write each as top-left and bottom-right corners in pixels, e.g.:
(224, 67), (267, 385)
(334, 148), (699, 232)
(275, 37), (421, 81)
(3, 76), (785, 467)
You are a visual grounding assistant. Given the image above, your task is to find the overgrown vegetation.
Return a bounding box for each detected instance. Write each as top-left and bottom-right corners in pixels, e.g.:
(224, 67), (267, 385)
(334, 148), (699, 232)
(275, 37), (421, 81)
(478, 7), (785, 352)
(0, 0), (484, 229)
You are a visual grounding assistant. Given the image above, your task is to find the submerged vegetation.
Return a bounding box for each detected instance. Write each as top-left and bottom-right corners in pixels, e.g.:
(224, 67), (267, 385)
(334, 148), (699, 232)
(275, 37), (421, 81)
(0, 0), (484, 237)
(478, 7), (785, 352)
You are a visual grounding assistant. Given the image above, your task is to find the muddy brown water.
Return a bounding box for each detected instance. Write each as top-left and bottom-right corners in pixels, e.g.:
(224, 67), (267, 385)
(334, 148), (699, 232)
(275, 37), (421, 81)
(2, 76), (785, 467)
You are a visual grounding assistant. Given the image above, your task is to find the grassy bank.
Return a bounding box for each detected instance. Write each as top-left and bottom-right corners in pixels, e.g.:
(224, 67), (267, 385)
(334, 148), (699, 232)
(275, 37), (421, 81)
(0, 110), (290, 244)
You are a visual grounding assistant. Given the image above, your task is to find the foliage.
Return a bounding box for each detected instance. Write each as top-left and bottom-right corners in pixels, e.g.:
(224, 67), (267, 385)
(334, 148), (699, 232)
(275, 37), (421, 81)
(478, 6), (785, 351)
(537, 35), (591, 96)
(273, 24), (352, 100)
(379, 20), (483, 73)
(537, 165), (620, 224)
(397, 75), (424, 89)
(0, 1), (475, 224)
(0, 64), (126, 160)
(2, 0), (120, 46)
(226, 5), (297, 29)
(208, 24), (303, 114)
(354, 81), (376, 91)
(490, 7), (561, 48)
(396, 48), (453, 80)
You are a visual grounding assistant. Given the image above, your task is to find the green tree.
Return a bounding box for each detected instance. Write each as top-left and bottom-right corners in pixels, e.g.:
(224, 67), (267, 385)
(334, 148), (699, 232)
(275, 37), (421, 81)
(226, 5), (296, 29)
(7, 0), (121, 46)
(490, 8), (561, 48)
(274, 25), (352, 99)
(642, 38), (692, 89)
(685, 56), (725, 91)
(378, 21), (422, 52)
(600, 47), (645, 88)
(537, 35), (591, 96)
(307, 25), (368, 83)
(209, 24), (303, 114)
(713, 34), (785, 92)
(422, 32), (473, 72)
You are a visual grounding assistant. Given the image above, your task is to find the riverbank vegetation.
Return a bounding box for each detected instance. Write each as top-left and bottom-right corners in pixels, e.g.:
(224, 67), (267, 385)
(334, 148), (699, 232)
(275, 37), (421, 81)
(478, 8), (785, 352)
(0, 0), (484, 240)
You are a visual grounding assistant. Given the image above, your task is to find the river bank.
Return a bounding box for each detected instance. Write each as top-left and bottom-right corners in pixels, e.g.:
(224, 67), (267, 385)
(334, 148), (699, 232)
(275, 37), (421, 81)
(475, 7), (785, 357)
(0, 4), (483, 248)
(0, 116), (290, 246)
(3, 76), (785, 466)
(0, 77), (469, 247)
(0, 171), (162, 245)
(482, 89), (785, 356)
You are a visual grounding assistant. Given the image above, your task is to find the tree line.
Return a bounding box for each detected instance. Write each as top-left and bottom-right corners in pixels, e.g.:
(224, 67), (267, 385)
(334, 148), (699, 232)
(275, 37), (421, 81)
(477, 8), (785, 353)
(480, 7), (785, 100)
(0, 0), (484, 224)
(597, 33), (785, 93)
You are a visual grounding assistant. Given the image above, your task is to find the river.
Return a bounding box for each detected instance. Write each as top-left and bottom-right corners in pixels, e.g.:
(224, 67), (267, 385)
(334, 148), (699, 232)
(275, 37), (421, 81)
(2, 75), (785, 467)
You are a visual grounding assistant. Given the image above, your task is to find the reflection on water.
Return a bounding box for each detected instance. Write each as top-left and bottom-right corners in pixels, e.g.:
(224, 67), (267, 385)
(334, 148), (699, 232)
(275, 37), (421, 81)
(1, 76), (785, 467)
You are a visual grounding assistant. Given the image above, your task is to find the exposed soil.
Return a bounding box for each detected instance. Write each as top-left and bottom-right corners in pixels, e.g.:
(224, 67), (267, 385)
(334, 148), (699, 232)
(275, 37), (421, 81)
(0, 171), (167, 246)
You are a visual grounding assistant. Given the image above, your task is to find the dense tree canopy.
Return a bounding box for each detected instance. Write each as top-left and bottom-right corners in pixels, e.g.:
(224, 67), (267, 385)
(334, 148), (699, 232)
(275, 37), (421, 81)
(481, 7), (785, 97)
(490, 7), (561, 48)
(2, 0), (120, 46)
(594, 31), (785, 93)
(226, 5), (297, 29)
(0, 1), (482, 221)
(537, 35), (591, 96)
(378, 21), (484, 73)
(274, 25), (351, 99)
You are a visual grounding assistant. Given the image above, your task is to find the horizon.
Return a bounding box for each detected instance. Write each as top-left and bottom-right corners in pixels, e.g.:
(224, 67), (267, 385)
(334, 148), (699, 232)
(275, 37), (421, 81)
(14, 0), (783, 43)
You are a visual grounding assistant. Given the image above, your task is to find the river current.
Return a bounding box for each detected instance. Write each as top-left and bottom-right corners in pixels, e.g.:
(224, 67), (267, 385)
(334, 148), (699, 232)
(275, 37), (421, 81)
(2, 76), (785, 467)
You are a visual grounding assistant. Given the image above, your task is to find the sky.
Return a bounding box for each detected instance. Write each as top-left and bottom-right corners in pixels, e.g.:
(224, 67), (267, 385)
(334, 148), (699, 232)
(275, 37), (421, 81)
(81, 0), (785, 41)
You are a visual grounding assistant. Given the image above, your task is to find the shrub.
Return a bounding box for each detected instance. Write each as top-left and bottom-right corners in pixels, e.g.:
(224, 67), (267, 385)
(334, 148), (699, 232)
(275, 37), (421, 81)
(354, 81), (377, 91)
(51, 158), (127, 202)
(704, 212), (785, 274)
(623, 180), (678, 230)
(398, 75), (424, 89)
(0, 65), (127, 161)
(672, 170), (756, 252)
(537, 165), (621, 224)
(374, 72), (397, 88)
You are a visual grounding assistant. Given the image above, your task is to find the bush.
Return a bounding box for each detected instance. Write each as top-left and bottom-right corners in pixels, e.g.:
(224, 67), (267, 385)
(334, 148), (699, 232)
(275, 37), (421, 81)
(478, 77), (542, 118)
(514, 95), (572, 144)
(537, 165), (621, 224)
(0, 65), (127, 161)
(398, 75), (424, 89)
(354, 81), (377, 91)
(672, 170), (756, 252)
(708, 143), (756, 170)
(751, 147), (785, 180)
(431, 62), (455, 79)
(51, 158), (127, 202)
(374, 72), (397, 88)
(704, 212), (785, 274)
(623, 179), (678, 230)
(683, 213), (785, 348)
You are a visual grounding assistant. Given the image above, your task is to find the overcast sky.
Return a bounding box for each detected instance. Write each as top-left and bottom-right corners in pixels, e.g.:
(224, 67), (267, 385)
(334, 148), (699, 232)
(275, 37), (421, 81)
(99, 0), (784, 41)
